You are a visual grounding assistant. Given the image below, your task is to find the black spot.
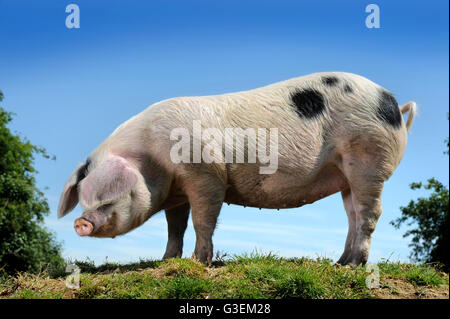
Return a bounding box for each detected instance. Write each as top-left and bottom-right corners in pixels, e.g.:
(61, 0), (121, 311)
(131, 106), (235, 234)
(322, 76), (339, 86)
(344, 84), (353, 93)
(377, 90), (402, 129)
(291, 89), (325, 119)
(76, 158), (91, 182)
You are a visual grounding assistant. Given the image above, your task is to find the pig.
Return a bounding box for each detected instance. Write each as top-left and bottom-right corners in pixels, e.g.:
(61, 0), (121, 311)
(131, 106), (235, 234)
(58, 72), (416, 266)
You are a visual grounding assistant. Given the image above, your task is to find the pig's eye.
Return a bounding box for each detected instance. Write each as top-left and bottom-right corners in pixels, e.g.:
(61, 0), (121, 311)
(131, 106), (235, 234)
(99, 204), (113, 211)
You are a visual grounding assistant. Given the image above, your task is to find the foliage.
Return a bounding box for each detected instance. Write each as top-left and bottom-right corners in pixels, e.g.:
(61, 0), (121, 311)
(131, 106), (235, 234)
(0, 89), (64, 275)
(392, 115), (449, 270)
(392, 179), (449, 270)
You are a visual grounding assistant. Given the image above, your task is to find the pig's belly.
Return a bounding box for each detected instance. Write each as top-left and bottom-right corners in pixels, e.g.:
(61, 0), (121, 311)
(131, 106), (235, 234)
(224, 163), (349, 209)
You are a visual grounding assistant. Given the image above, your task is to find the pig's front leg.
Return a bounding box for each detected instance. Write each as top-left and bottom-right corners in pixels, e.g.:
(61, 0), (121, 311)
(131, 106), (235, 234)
(163, 203), (190, 259)
(183, 176), (225, 265)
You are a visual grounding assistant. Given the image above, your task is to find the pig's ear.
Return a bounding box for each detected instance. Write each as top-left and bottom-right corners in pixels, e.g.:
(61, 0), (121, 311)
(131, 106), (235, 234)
(58, 161), (89, 218)
(79, 157), (137, 208)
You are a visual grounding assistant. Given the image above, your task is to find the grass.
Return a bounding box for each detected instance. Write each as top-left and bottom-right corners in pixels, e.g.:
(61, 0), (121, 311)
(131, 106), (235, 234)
(377, 260), (445, 286)
(0, 252), (448, 299)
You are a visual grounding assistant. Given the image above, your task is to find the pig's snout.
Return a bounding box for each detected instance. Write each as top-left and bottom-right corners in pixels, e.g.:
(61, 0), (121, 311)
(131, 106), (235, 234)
(74, 218), (94, 236)
(74, 211), (110, 237)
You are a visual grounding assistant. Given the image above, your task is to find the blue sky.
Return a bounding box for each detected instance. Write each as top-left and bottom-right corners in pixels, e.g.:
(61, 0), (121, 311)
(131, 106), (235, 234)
(0, 0), (448, 264)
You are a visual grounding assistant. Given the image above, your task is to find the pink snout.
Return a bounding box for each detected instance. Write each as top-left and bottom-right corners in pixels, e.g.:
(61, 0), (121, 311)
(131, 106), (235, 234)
(74, 218), (94, 236)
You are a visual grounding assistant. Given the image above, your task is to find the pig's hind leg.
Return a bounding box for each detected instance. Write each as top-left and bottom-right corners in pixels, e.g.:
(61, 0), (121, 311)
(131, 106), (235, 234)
(336, 189), (357, 265)
(345, 182), (383, 266)
(338, 149), (386, 266)
(163, 202), (190, 259)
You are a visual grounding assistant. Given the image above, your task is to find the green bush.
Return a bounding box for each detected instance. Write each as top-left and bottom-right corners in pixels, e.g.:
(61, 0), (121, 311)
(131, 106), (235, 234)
(0, 90), (64, 275)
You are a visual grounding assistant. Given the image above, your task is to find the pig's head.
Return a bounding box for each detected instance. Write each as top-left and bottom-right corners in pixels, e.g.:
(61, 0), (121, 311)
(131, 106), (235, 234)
(57, 155), (151, 238)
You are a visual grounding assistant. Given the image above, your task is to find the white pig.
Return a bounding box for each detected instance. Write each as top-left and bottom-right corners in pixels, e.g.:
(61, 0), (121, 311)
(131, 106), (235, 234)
(58, 72), (416, 266)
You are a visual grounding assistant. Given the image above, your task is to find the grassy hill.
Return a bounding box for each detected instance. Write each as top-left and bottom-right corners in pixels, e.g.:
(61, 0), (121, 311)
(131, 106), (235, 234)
(1, 253), (448, 299)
